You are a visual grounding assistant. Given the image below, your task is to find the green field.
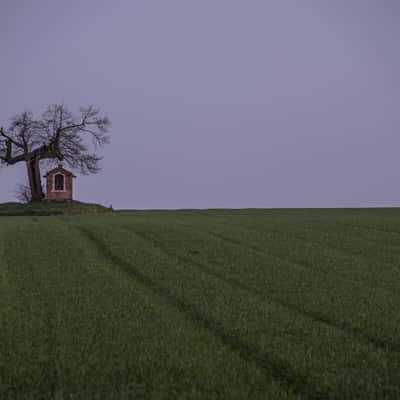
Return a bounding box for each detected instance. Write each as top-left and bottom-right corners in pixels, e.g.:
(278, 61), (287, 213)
(1, 208), (400, 399)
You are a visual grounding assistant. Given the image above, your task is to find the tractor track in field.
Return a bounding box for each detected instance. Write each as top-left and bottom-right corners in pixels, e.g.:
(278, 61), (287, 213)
(76, 225), (339, 400)
(337, 222), (400, 238)
(183, 219), (400, 293)
(263, 223), (400, 262)
(197, 223), (400, 294)
(189, 215), (400, 268)
(196, 227), (398, 296)
(122, 225), (400, 355)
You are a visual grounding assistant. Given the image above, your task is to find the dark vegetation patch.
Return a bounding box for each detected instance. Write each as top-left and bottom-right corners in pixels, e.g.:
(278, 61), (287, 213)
(0, 201), (112, 216)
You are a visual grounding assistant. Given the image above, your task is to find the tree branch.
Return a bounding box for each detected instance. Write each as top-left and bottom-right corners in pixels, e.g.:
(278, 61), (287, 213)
(1, 104), (110, 175)
(0, 127), (24, 149)
(3, 152), (26, 165)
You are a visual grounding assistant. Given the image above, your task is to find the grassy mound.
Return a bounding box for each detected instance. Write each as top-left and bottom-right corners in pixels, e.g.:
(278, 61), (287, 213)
(0, 200), (112, 216)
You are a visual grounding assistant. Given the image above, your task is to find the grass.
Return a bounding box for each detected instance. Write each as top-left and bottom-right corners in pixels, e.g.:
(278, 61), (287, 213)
(1, 208), (400, 399)
(0, 201), (112, 216)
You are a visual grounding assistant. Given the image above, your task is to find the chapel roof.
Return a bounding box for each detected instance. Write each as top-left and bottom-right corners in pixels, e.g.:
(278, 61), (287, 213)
(44, 165), (76, 178)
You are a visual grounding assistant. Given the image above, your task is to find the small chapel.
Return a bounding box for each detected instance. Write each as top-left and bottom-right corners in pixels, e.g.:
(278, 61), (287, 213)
(44, 165), (75, 202)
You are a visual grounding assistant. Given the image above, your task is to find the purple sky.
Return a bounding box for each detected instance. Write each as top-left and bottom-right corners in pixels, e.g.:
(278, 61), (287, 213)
(1, 0), (399, 209)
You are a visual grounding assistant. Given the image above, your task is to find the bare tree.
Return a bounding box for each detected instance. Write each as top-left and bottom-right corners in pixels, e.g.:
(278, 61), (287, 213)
(0, 104), (110, 202)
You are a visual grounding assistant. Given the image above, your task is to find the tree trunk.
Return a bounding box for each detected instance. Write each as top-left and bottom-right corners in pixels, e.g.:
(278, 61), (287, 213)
(26, 157), (44, 202)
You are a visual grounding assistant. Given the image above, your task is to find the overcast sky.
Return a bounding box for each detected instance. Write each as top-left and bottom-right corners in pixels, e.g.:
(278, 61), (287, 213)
(1, 0), (399, 209)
